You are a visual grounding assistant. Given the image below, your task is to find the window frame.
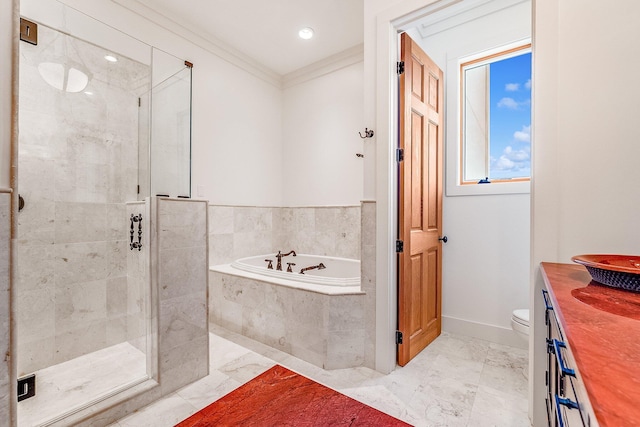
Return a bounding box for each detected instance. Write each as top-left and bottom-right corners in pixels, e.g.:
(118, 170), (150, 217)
(458, 42), (532, 187)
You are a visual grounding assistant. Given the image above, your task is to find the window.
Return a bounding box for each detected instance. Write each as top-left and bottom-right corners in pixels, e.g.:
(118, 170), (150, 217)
(460, 44), (531, 184)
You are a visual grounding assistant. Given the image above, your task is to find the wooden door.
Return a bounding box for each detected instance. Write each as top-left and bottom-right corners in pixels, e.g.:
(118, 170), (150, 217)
(397, 32), (444, 367)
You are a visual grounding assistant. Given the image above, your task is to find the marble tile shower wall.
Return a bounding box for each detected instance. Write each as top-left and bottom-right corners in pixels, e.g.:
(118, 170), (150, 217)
(154, 198), (209, 395)
(208, 205), (361, 265)
(0, 191), (11, 426)
(16, 26), (150, 375)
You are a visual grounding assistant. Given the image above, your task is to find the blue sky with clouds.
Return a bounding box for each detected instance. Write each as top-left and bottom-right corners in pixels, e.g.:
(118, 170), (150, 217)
(489, 52), (531, 179)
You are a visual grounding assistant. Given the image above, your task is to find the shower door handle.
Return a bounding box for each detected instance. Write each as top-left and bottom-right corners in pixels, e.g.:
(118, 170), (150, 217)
(130, 214), (143, 251)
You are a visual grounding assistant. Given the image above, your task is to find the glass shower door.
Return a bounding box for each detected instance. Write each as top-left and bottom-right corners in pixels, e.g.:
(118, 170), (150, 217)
(16, 3), (152, 424)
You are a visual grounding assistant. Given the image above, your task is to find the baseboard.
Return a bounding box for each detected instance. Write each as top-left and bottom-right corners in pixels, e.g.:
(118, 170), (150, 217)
(442, 315), (528, 349)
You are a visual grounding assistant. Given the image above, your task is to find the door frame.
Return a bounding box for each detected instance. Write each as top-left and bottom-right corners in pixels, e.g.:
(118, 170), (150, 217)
(370, 0), (450, 374)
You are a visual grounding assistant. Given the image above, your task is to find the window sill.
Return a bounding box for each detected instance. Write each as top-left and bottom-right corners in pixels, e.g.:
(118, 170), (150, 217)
(446, 180), (530, 196)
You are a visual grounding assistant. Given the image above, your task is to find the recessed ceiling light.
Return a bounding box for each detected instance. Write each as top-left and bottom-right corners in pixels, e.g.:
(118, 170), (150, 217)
(104, 55), (118, 62)
(298, 27), (314, 40)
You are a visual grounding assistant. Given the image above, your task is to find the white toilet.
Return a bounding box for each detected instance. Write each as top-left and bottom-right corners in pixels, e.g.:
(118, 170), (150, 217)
(511, 309), (530, 342)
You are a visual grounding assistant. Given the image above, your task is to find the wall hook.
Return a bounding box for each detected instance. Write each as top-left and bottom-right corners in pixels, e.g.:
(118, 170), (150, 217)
(359, 128), (374, 139)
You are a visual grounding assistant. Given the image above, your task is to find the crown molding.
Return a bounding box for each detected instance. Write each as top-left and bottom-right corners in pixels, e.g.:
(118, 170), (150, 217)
(111, 0), (283, 88)
(282, 43), (364, 89)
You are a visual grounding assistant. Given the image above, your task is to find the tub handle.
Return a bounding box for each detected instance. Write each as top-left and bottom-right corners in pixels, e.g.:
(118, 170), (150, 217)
(265, 259), (273, 269)
(287, 262), (296, 273)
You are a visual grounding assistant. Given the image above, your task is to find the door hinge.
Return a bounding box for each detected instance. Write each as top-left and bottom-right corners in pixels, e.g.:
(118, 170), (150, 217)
(397, 61), (405, 75)
(396, 330), (404, 345)
(396, 148), (404, 162)
(138, 97), (141, 107)
(395, 240), (404, 253)
(137, 184), (140, 194)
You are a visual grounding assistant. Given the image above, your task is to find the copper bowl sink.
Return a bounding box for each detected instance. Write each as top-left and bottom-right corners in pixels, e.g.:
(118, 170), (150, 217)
(572, 254), (640, 292)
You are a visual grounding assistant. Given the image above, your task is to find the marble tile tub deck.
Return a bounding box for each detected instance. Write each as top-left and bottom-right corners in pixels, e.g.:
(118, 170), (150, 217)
(111, 325), (530, 427)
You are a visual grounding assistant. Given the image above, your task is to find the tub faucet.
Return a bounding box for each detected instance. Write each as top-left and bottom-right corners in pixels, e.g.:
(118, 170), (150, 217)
(275, 250), (297, 271)
(299, 263), (326, 274)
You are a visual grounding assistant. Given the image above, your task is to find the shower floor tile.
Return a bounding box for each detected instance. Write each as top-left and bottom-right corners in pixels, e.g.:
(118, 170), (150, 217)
(112, 326), (531, 427)
(18, 342), (147, 427)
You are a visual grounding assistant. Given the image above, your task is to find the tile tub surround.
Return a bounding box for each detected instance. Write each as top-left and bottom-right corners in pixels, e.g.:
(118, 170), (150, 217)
(17, 24), (150, 375)
(361, 201), (376, 369)
(208, 205), (361, 266)
(209, 269), (366, 370)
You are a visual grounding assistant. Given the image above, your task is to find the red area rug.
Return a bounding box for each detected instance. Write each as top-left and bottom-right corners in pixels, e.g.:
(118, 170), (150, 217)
(176, 365), (412, 426)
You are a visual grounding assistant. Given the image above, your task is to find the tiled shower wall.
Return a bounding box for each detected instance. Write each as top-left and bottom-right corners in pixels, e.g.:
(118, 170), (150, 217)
(154, 197), (209, 395)
(0, 191), (11, 425)
(208, 205), (361, 266)
(16, 25), (149, 375)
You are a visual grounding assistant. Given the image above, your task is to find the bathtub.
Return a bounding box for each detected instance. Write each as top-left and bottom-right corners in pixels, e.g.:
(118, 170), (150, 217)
(209, 253), (366, 369)
(231, 253), (360, 287)
(210, 254), (361, 296)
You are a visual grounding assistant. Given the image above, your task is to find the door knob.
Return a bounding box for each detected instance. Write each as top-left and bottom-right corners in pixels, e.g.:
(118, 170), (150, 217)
(438, 236), (448, 243)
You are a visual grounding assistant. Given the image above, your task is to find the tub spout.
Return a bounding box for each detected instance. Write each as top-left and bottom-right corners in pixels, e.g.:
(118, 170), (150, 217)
(299, 263), (326, 274)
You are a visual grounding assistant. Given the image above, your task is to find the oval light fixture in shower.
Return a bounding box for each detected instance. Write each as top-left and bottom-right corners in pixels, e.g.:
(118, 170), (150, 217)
(37, 61), (90, 93)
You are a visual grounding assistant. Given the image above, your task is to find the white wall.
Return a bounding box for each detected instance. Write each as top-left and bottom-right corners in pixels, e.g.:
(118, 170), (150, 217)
(411, 0), (531, 345)
(282, 62), (364, 206)
(22, 0), (284, 207)
(364, 0), (532, 373)
(530, 0), (640, 425)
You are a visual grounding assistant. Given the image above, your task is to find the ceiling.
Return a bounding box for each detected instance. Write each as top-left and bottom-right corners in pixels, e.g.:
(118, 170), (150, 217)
(133, 0), (364, 76)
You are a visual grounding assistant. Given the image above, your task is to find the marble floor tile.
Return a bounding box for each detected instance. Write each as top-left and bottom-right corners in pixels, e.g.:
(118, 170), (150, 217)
(109, 328), (531, 427)
(468, 385), (530, 427)
(339, 384), (424, 426)
(115, 393), (197, 427)
(175, 370), (241, 409)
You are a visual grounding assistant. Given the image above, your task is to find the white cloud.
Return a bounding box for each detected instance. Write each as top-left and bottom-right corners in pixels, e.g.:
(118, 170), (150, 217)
(525, 79), (532, 90)
(503, 146), (530, 161)
(491, 146), (530, 172)
(494, 156), (515, 170)
(497, 97), (531, 110)
(505, 83), (520, 91)
(513, 125), (531, 143)
(497, 97), (519, 109)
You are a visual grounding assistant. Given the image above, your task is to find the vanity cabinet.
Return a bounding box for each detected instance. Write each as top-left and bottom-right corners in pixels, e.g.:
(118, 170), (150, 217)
(541, 263), (640, 427)
(542, 289), (592, 427)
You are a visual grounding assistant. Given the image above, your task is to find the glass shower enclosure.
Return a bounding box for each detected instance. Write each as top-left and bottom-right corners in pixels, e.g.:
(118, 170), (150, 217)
(16, 0), (192, 424)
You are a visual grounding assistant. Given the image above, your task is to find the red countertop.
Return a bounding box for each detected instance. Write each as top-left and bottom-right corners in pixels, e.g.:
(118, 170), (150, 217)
(541, 262), (640, 427)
